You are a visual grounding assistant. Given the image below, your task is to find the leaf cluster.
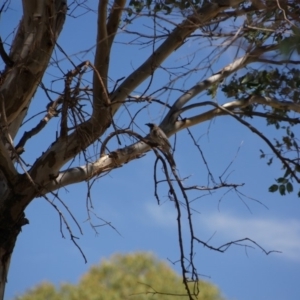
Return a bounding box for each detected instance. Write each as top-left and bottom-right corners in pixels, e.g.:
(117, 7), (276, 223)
(223, 68), (300, 103)
(279, 27), (300, 56)
(128, 0), (201, 14)
(269, 177), (296, 196)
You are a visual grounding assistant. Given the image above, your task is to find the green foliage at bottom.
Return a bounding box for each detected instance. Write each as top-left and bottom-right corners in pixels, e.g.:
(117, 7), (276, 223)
(14, 252), (225, 300)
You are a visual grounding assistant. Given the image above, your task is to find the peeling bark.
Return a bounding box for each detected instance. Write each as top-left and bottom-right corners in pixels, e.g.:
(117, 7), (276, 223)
(1, 0), (67, 130)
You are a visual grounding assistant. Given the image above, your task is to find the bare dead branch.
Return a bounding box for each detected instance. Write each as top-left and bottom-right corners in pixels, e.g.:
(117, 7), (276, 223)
(16, 97), (61, 152)
(185, 126), (216, 185)
(216, 102), (300, 183)
(153, 153), (195, 299)
(194, 236), (281, 255)
(44, 196), (87, 263)
(184, 182), (244, 191)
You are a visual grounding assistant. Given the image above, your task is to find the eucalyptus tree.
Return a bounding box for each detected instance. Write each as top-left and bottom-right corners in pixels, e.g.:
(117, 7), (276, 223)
(0, 0), (299, 299)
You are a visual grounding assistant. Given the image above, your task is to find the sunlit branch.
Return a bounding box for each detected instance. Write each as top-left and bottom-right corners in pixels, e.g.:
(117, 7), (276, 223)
(162, 44), (278, 128)
(194, 236), (282, 255)
(250, 95), (300, 113)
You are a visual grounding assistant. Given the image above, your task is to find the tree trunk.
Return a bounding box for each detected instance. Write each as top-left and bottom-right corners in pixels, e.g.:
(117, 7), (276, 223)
(0, 1), (67, 298)
(0, 171), (35, 299)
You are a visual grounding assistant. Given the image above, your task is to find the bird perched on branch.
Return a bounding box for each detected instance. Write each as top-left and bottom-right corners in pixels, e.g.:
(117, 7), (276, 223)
(145, 123), (176, 169)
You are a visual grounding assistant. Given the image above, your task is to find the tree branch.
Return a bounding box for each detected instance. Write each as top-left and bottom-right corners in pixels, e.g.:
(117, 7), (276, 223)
(250, 95), (300, 113)
(25, 3), (228, 190)
(107, 0), (126, 49)
(93, 0), (110, 114)
(1, 0), (67, 133)
(109, 3), (223, 111)
(161, 44), (279, 129)
(43, 92), (300, 192)
(184, 101), (300, 183)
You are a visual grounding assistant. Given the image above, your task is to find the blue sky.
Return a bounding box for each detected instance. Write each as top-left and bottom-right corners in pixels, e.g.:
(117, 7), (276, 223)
(2, 2), (300, 300)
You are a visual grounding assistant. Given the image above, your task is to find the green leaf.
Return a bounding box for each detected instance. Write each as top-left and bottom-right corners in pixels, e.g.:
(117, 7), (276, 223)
(286, 182), (293, 193)
(279, 184), (286, 196)
(276, 177), (288, 184)
(269, 184), (278, 193)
